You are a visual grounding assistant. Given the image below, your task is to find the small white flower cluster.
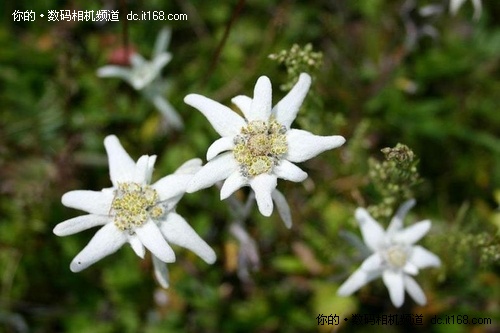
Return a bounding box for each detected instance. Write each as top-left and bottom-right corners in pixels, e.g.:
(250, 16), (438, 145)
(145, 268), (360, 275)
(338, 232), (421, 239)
(184, 73), (345, 227)
(337, 200), (441, 307)
(97, 27), (183, 130)
(54, 135), (215, 288)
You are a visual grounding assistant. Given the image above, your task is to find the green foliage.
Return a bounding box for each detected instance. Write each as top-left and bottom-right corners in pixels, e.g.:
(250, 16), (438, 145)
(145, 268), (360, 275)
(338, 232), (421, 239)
(1, 0), (499, 332)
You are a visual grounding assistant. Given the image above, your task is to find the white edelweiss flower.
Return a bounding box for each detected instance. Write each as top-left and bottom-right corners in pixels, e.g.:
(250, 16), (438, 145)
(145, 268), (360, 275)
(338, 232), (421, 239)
(53, 135), (216, 287)
(337, 199), (441, 308)
(97, 27), (172, 90)
(97, 27), (183, 129)
(450, 0), (482, 20)
(184, 73), (346, 228)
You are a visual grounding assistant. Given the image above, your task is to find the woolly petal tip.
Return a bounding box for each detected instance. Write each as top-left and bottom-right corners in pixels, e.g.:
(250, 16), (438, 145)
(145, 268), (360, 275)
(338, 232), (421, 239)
(153, 173), (195, 202)
(355, 208), (386, 252)
(393, 220), (431, 245)
(129, 235), (146, 259)
(69, 224), (127, 272)
(271, 189), (293, 228)
(231, 95), (252, 117)
(104, 135), (136, 186)
(153, 27), (172, 58)
(387, 199), (416, 234)
(62, 190), (113, 215)
(134, 155), (157, 184)
(409, 245), (441, 269)
(160, 213), (216, 264)
(273, 160), (307, 182)
(337, 268), (381, 296)
(174, 158), (203, 175)
(250, 174), (277, 217)
(248, 76), (272, 121)
(136, 221), (176, 263)
(53, 215), (110, 236)
(382, 270), (405, 308)
(207, 137), (234, 161)
(153, 255), (170, 288)
(404, 275), (427, 306)
(286, 129), (345, 163)
(186, 153), (237, 193)
(184, 94), (246, 137)
(220, 172), (247, 200)
(272, 73), (312, 128)
(97, 66), (131, 79)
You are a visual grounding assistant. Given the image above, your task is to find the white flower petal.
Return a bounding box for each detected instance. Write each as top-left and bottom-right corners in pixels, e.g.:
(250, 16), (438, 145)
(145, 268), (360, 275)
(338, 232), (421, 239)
(70, 223), (127, 272)
(471, 0), (482, 20)
(153, 174), (193, 201)
(135, 221), (176, 263)
(129, 234), (146, 258)
(249, 174), (277, 217)
(393, 220), (431, 245)
(153, 27), (172, 58)
(62, 190), (113, 215)
(450, 0), (467, 14)
(387, 199), (416, 235)
(53, 215), (110, 236)
(184, 94), (246, 137)
(355, 208), (386, 252)
(220, 171), (247, 200)
(152, 52), (172, 72)
(273, 160), (307, 182)
(272, 73), (312, 128)
(160, 212), (216, 264)
(130, 53), (146, 67)
(97, 66), (131, 80)
(286, 129), (346, 163)
(337, 268), (381, 296)
(271, 189), (292, 228)
(382, 270), (405, 307)
(104, 135), (136, 186)
(152, 255), (170, 288)
(408, 245), (441, 269)
(151, 95), (184, 129)
(186, 153), (237, 193)
(174, 158), (202, 175)
(403, 262), (419, 275)
(231, 95), (252, 118)
(248, 76), (272, 121)
(134, 155), (156, 184)
(360, 253), (383, 272)
(450, 0), (482, 18)
(146, 155), (156, 183)
(207, 137), (235, 161)
(404, 275), (427, 306)
(130, 76), (150, 90)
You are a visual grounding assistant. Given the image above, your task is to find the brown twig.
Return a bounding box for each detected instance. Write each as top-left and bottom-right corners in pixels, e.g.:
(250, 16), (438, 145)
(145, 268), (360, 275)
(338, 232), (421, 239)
(203, 0), (246, 86)
(120, 0), (129, 52)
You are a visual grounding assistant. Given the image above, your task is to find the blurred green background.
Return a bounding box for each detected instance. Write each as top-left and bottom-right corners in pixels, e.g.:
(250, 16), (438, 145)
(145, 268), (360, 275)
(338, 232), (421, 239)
(1, 0), (499, 332)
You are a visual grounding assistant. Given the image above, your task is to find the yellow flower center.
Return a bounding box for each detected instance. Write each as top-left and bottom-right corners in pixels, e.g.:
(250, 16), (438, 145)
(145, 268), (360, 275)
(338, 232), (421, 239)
(233, 119), (288, 177)
(385, 245), (408, 268)
(111, 182), (164, 231)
